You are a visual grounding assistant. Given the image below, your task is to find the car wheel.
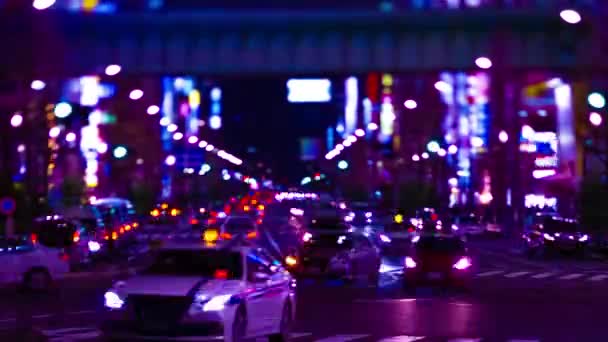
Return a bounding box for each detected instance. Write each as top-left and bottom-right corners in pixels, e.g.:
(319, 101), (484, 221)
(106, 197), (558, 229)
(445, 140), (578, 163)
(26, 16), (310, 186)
(368, 264), (380, 285)
(232, 307), (247, 342)
(269, 302), (291, 342)
(22, 268), (52, 293)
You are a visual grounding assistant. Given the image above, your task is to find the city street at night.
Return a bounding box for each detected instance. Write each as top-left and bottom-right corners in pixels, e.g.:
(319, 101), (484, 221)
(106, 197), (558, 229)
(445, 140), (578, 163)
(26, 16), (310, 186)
(2, 224), (608, 341)
(3, 1), (608, 342)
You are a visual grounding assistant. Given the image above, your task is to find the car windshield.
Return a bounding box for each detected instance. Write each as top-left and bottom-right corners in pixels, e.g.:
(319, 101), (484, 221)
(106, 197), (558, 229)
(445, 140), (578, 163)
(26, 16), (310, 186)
(144, 249), (243, 279)
(309, 218), (348, 230)
(225, 218), (255, 233)
(543, 219), (579, 232)
(309, 234), (353, 249)
(415, 237), (465, 253)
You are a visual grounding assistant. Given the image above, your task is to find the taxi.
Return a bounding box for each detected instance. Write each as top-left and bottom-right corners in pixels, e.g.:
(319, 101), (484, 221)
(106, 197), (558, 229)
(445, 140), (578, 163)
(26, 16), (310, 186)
(101, 240), (296, 342)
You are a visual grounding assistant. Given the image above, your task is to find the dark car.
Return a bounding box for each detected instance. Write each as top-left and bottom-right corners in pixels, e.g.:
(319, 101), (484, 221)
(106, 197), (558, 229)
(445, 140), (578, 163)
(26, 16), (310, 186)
(522, 215), (589, 257)
(295, 231), (380, 282)
(403, 235), (473, 291)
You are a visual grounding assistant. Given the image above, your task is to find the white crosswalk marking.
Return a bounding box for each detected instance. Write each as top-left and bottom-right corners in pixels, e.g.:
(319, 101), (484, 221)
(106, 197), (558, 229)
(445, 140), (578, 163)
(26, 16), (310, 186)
(475, 270), (504, 277)
(559, 273), (583, 280)
(43, 326), (101, 341)
(377, 336), (426, 342)
(256, 333), (312, 342)
(315, 334), (370, 342)
(504, 271), (530, 278)
(291, 332), (314, 339)
(589, 274), (608, 281)
(531, 272), (556, 279)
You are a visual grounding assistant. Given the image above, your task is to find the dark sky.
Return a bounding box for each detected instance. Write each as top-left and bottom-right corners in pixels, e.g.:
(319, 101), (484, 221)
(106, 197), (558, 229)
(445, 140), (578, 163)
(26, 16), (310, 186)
(219, 77), (341, 183)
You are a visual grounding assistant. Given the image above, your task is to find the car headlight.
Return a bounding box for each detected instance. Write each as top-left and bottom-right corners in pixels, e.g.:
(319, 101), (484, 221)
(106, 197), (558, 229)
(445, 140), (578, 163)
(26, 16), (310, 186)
(379, 234), (391, 243)
(579, 234), (589, 242)
(543, 233), (555, 241)
(202, 294), (232, 312)
(104, 291), (125, 309)
(405, 256), (417, 268)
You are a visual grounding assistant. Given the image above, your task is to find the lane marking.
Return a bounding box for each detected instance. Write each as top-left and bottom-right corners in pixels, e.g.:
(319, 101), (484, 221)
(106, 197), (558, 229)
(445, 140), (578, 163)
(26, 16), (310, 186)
(291, 332), (314, 339)
(355, 298), (418, 303)
(531, 272), (556, 279)
(589, 274), (608, 281)
(448, 339), (482, 342)
(0, 318), (16, 323)
(474, 270), (504, 278)
(315, 334), (370, 342)
(559, 273), (583, 280)
(32, 314), (53, 319)
(504, 271), (530, 278)
(48, 331), (101, 341)
(507, 340), (540, 342)
(378, 336), (426, 342)
(42, 327), (98, 335)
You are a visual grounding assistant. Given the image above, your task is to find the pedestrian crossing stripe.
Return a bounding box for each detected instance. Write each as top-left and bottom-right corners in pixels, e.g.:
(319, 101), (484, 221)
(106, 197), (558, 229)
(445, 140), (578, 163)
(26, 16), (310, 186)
(377, 336), (425, 342)
(39, 327), (543, 342)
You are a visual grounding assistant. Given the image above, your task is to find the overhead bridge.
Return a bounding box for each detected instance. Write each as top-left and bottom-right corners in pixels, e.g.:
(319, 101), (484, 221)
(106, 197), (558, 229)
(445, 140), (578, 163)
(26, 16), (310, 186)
(0, 9), (593, 77)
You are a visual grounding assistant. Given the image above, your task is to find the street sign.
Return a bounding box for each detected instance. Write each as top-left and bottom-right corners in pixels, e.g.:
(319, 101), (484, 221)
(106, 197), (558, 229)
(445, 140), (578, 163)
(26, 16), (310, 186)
(0, 197), (16, 215)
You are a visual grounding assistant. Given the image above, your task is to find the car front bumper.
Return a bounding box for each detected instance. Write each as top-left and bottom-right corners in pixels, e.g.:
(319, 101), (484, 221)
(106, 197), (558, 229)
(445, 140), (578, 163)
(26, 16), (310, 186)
(404, 268), (472, 287)
(101, 307), (235, 341)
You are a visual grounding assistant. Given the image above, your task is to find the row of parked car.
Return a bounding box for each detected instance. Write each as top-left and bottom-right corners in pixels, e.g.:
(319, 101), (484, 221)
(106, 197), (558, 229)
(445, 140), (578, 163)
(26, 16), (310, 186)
(0, 197), (139, 292)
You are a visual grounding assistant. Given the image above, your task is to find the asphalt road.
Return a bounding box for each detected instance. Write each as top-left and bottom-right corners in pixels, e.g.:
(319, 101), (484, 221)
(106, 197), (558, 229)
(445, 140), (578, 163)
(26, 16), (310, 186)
(2, 225), (608, 341)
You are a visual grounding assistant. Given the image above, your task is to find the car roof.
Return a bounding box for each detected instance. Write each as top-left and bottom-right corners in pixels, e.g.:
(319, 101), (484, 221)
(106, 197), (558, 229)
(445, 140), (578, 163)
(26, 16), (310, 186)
(159, 240), (249, 252)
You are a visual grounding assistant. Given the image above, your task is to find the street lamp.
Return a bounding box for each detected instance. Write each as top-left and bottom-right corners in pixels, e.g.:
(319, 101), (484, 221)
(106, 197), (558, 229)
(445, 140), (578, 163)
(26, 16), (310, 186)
(589, 112), (603, 127)
(165, 155), (176, 166)
(10, 113), (23, 128)
(448, 144), (458, 154)
(412, 154), (420, 162)
(129, 89), (144, 100)
(560, 9), (582, 24)
(498, 130), (509, 143)
(337, 160), (349, 170)
(588, 93), (606, 109)
(475, 57), (492, 69)
(403, 99), (417, 110)
(54, 102), (73, 118)
(104, 64), (122, 76)
(427, 141), (440, 153)
(421, 152), (430, 159)
(437, 148), (447, 157)
(147, 105), (160, 115)
(30, 80), (46, 90)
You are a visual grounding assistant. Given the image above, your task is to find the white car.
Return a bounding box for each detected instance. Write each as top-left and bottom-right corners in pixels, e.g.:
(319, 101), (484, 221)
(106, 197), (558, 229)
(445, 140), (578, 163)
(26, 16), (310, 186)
(101, 241), (296, 342)
(0, 238), (70, 291)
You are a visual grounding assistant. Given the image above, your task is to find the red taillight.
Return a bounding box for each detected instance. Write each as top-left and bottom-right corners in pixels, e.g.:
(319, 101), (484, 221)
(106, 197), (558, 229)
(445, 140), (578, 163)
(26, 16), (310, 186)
(214, 269), (229, 279)
(111, 232), (118, 240)
(31, 233), (38, 245)
(431, 213), (438, 221)
(247, 231), (258, 239)
(407, 227), (415, 233)
(119, 227), (125, 234)
(60, 252), (70, 262)
(190, 218), (199, 225)
(73, 231), (80, 243)
(220, 233), (233, 240)
(125, 224), (132, 231)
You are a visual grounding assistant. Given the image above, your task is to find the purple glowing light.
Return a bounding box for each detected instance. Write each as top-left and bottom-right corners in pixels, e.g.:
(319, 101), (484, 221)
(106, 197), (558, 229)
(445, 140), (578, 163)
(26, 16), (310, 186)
(10, 113), (23, 127)
(33, 0), (55, 10)
(475, 57), (492, 69)
(147, 105), (160, 115)
(104, 64), (121, 76)
(403, 99), (417, 110)
(129, 89), (144, 100)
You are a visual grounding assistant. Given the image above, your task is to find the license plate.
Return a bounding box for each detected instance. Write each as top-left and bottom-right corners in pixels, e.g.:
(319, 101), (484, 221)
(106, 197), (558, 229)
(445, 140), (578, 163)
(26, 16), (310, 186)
(149, 240), (163, 249)
(427, 272), (443, 280)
